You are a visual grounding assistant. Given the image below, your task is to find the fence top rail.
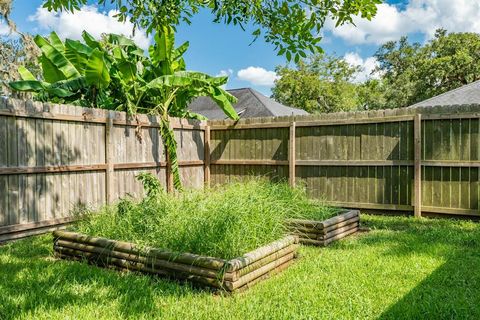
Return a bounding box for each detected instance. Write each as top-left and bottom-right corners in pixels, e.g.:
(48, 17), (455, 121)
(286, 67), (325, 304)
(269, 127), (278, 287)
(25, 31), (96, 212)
(0, 98), (207, 130)
(209, 115), (416, 130)
(208, 103), (480, 129)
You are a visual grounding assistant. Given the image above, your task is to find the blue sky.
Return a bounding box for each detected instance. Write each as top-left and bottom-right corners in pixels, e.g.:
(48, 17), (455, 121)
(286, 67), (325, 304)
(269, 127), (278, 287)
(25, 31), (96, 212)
(3, 0), (480, 96)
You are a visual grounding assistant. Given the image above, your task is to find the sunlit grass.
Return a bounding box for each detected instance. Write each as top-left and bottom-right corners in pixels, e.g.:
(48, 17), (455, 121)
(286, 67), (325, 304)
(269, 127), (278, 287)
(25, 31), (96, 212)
(1, 215), (479, 319)
(72, 180), (338, 259)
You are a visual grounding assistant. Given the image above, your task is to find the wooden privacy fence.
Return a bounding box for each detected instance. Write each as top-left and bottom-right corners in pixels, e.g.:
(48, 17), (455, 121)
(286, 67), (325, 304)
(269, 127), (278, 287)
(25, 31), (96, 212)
(209, 104), (480, 218)
(0, 98), (206, 241)
(1, 99), (480, 241)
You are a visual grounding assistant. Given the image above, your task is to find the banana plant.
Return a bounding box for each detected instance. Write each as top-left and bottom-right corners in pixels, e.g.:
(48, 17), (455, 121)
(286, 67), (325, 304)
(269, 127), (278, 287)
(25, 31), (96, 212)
(9, 31), (110, 107)
(136, 26), (239, 189)
(9, 27), (239, 190)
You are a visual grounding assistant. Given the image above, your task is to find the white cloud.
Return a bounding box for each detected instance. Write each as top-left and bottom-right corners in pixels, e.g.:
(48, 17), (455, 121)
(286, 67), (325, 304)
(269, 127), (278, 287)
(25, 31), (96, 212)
(237, 66), (279, 86)
(326, 0), (480, 45)
(343, 52), (379, 82)
(0, 21), (11, 36)
(29, 5), (150, 49)
(215, 69), (233, 88)
(216, 69), (233, 77)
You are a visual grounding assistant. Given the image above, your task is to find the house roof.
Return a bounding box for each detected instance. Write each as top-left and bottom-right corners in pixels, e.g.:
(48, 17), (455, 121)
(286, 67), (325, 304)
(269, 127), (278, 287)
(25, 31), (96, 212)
(409, 80), (480, 108)
(188, 88), (309, 119)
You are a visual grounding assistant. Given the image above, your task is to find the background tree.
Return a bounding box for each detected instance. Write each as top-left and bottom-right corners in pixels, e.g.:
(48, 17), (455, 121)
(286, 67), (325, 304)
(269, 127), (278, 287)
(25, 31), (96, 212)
(272, 53), (361, 113)
(373, 29), (480, 108)
(39, 0), (381, 61)
(0, 37), (40, 97)
(356, 79), (386, 110)
(274, 29), (480, 113)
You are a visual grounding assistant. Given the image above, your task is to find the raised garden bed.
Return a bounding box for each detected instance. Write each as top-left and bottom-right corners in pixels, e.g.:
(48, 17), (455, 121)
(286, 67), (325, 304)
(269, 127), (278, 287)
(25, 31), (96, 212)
(53, 230), (299, 292)
(286, 209), (360, 246)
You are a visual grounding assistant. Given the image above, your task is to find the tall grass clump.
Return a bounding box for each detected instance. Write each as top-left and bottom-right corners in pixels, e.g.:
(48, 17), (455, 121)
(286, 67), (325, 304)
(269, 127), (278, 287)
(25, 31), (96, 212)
(72, 176), (338, 259)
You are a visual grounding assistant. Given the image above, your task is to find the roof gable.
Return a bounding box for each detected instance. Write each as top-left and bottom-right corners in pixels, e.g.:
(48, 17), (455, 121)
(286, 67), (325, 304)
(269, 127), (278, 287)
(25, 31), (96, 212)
(410, 80), (480, 108)
(188, 88), (308, 119)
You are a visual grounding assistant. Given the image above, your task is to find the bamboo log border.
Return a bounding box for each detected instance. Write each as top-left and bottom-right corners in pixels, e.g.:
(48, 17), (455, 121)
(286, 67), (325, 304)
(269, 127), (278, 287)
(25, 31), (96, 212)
(286, 210), (360, 246)
(52, 230), (298, 292)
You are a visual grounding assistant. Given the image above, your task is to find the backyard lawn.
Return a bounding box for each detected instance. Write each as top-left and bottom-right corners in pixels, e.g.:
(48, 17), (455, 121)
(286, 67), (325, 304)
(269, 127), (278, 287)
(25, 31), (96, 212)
(1, 214), (479, 320)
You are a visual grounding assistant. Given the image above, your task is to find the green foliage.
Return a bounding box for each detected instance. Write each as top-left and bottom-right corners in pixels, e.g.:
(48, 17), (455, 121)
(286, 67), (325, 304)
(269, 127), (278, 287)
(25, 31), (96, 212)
(136, 172), (163, 198)
(72, 180), (337, 259)
(0, 36), (40, 97)
(372, 29), (480, 108)
(2, 215), (480, 318)
(9, 28), (238, 190)
(273, 29), (480, 112)
(84, 49), (111, 89)
(9, 31), (110, 105)
(357, 79), (387, 110)
(272, 52), (362, 113)
(41, 0), (381, 61)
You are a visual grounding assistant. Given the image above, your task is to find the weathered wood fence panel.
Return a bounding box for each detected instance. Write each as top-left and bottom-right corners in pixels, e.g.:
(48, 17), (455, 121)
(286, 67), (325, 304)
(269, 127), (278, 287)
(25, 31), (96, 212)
(0, 98), (206, 241)
(209, 105), (480, 218)
(2, 98), (480, 242)
(210, 117), (290, 185)
(422, 117), (480, 216)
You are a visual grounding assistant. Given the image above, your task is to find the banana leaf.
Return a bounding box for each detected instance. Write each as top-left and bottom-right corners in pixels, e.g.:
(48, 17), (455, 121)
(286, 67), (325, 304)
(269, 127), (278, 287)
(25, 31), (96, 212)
(48, 76), (88, 93)
(206, 86), (239, 120)
(45, 87), (76, 98)
(9, 80), (45, 92)
(40, 54), (66, 83)
(65, 39), (93, 73)
(116, 61), (137, 82)
(85, 49), (110, 89)
(49, 31), (65, 52)
(18, 66), (37, 81)
(34, 35), (81, 80)
(82, 31), (102, 50)
(173, 41), (189, 60)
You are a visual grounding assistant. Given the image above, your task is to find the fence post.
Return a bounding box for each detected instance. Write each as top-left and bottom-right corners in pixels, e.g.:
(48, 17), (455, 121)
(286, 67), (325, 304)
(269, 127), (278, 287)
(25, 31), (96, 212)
(105, 111), (114, 204)
(414, 113), (422, 218)
(289, 119), (296, 187)
(204, 124), (211, 188)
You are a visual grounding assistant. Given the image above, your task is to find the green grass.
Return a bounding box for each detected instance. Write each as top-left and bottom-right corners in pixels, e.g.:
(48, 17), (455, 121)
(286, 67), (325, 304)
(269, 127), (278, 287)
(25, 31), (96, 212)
(1, 214), (480, 319)
(71, 180), (338, 259)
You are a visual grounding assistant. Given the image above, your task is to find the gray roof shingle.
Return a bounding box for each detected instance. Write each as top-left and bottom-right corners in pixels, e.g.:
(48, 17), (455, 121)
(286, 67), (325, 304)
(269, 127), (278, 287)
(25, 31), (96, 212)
(409, 80), (480, 108)
(188, 88), (308, 119)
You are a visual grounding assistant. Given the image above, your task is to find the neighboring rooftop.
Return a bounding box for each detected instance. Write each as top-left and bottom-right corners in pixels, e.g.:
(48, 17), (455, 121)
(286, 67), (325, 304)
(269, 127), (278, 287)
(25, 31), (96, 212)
(409, 80), (480, 108)
(188, 88), (309, 119)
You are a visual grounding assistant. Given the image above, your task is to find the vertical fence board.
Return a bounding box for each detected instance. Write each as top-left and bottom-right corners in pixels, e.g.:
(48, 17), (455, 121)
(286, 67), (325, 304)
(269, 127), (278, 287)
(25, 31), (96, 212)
(414, 115), (422, 217)
(289, 121), (296, 187)
(0, 103), (7, 225)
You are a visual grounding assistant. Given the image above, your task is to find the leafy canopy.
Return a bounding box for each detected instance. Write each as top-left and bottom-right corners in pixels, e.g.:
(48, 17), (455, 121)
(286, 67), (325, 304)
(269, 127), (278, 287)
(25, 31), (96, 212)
(272, 52), (362, 113)
(273, 29), (480, 113)
(42, 0), (381, 61)
(372, 29), (480, 108)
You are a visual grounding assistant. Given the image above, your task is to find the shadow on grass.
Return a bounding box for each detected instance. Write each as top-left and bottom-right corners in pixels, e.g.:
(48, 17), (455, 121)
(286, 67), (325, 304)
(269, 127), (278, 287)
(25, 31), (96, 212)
(1, 216), (480, 319)
(354, 216), (480, 319)
(0, 235), (208, 320)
